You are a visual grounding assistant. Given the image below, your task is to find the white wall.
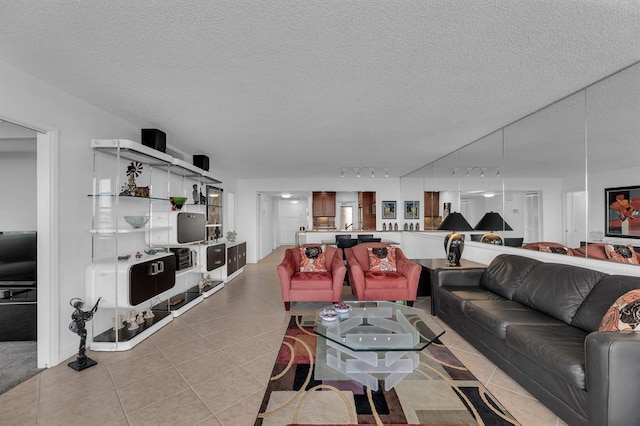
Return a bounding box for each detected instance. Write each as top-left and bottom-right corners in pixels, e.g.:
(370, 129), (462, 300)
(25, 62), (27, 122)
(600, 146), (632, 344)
(0, 150), (36, 231)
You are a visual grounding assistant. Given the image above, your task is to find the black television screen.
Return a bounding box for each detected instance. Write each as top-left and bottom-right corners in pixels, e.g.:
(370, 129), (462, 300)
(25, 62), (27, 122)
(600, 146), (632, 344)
(176, 212), (206, 244)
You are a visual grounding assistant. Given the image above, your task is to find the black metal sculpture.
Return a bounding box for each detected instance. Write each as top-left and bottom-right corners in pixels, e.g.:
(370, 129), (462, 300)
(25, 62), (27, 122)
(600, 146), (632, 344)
(68, 297), (101, 371)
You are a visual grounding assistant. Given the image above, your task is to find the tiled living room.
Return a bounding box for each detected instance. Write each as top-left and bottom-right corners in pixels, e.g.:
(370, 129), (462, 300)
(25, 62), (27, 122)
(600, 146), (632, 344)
(1, 2), (640, 426)
(0, 246), (566, 426)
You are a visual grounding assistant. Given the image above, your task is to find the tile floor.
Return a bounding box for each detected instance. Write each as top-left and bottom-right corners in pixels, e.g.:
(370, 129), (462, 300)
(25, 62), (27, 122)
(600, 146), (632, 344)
(0, 247), (567, 425)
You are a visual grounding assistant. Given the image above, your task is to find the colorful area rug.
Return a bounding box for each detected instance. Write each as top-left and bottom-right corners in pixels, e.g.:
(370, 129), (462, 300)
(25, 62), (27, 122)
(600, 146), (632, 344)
(255, 316), (520, 426)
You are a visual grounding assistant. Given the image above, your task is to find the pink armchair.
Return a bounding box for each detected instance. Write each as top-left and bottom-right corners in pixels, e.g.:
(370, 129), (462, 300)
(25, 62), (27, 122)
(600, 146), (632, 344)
(345, 242), (420, 305)
(277, 244), (346, 311)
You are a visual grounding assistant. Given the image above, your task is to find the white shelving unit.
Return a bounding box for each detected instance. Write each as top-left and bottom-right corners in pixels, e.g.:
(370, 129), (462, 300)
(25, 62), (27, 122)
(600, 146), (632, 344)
(87, 139), (225, 351)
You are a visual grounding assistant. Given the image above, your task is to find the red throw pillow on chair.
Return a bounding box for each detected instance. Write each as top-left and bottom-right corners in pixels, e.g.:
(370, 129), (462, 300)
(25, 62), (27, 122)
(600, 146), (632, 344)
(367, 247), (397, 272)
(299, 245), (327, 272)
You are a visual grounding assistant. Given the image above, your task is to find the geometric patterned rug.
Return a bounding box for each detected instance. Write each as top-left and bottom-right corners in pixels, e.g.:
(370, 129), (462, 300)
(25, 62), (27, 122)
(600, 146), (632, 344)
(255, 316), (521, 426)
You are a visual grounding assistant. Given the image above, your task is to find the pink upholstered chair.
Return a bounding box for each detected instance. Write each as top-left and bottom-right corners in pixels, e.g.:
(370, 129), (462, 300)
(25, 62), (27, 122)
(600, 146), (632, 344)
(344, 242), (420, 305)
(277, 244), (346, 311)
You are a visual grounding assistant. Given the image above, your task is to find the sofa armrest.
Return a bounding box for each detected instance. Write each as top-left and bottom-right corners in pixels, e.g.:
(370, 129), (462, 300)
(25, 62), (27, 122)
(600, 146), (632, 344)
(331, 253), (347, 301)
(432, 267), (485, 316)
(345, 248), (365, 299)
(396, 258), (421, 301)
(276, 249), (296, 300)
(586, 331), (640, 426)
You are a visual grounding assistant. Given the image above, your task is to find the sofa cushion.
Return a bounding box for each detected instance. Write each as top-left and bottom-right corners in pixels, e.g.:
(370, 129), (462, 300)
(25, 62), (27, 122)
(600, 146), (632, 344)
(512, 263), (606, 324)
(367, 247), (397, 272)
(439, 286), (503, 314)
(599, 289), (640, 331)
(480, 254), (540, 299)
(506, 323), (588, 390)
(291, 272), (333, 290)
(539, 244), (574, 256)
(299, 245), (327, 272)
(464, 299), (564, 339)
(572, 275), (640, 332)
(364, 271), (407, 289)
(604, 244), (640, 265)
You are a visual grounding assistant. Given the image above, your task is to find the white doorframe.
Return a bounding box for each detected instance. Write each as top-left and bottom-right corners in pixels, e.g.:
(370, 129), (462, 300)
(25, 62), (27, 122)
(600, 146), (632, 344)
(2, 113), (59, 368)
(36, 130), (59, 368)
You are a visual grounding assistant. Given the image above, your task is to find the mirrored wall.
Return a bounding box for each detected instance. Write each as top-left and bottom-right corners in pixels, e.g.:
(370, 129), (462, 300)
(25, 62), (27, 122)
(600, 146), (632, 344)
(402, 60), (640, 259)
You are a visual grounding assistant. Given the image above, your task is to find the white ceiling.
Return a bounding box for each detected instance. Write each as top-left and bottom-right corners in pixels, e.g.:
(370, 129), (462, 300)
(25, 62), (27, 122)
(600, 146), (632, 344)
(1, 1), (639, 179)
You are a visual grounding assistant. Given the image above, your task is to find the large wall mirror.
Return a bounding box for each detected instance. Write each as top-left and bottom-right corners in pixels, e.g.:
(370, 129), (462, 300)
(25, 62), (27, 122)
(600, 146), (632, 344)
(402, 60), (640, 261)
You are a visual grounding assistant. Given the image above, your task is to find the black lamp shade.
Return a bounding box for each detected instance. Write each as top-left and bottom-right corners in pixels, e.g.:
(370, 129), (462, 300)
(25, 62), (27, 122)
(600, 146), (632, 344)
(438, 212), (474, 232)
(474, 212), (512, 245)
(438, 212), (473, 266)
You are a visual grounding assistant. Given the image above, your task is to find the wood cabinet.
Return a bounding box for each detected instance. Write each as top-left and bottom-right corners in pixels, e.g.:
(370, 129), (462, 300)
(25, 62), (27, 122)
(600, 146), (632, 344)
(424, 192), (440, 217)
(312, 192), (336, 217)
(227, 242), (246, 276)
(129, 256), (177, 306)
(205, 243), (226, 271)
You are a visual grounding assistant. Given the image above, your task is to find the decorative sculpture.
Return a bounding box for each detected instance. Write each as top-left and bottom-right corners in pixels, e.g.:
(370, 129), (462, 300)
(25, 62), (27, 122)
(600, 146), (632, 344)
(120, 161), (143, 196)
(68, 297), (101, 371)
(192, 184), (199, 204)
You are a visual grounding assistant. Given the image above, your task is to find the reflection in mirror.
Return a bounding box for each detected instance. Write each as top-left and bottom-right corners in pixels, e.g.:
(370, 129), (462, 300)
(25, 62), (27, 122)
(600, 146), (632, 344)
(586, 62), (640, 260)
(456, 130), (504, 233)
(503, 90), (586, 246)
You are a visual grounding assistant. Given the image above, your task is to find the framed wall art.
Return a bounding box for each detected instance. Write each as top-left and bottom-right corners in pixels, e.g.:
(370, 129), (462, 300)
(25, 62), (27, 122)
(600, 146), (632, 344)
(605, 186), (640, 238)
(404, 201), (419, 220)
(382, 201), (396, 219)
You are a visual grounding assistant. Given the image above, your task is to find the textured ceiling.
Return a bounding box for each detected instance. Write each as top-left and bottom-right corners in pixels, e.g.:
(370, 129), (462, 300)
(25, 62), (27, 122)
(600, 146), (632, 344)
(1, 1), (639, 179)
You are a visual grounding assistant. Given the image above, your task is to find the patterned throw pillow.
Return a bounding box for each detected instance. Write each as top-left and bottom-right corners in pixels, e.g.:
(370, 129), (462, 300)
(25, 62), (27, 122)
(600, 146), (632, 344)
(604, 244), (640, 265)
(599, 289), (640, 331)
(299, 245), (327, 272)
(368, 247), (397, 272)
(539, 244), (574, 256)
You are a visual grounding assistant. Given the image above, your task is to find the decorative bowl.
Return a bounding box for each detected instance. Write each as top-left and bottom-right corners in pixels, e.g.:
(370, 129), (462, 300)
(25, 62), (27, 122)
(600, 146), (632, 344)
(319, 309), (338, 321)
(170, 196), (188, 210)
(124, 216), (150, 228)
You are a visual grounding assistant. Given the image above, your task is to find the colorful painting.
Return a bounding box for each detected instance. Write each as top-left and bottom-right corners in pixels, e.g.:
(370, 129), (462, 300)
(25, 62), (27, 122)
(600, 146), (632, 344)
(382, 201), (396, 219)
(605, 186), (640, 238)
(404, 201), (419, 220)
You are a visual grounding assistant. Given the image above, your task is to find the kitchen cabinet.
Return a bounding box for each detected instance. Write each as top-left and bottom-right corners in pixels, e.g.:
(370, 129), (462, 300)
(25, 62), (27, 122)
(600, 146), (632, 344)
(312, 192), (336, 217)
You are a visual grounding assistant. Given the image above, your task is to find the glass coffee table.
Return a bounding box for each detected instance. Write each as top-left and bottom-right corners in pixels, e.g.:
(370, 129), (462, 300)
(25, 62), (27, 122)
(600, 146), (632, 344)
(313, 301), (445, 391)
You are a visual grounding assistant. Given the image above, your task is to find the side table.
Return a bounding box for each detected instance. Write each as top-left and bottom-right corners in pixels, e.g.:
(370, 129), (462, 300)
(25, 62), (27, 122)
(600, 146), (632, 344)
(410, 258), (487, 315)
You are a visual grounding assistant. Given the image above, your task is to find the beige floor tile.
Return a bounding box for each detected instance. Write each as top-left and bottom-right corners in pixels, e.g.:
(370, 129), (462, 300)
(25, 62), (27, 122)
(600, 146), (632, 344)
(151, 324), (202, 349)
(126, 388), (212, 426)
(192, 366), (263, 414)
(223, 337), (272, 366)
(108, 350), (172, 387)
(116, 366), (189, 414)
(202, 325), (258, 349)
(161, 336), (217, 365)
(38, 385), (124, 426)
(0, 377), (39, 425)
(240, 349), (278, 385)
(194, 415), (223, 426)
(174, 350), (235, 386)
(188, 316), (236, 337)
(215, 389), (265, 426)
(39, 359), (114, 391)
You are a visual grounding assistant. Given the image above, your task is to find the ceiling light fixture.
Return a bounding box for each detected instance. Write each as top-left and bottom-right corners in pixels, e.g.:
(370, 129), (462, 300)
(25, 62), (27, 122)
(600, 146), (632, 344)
(385, 169), (389, 178)
(356, 169), (360, 178)
(370, 168), (375, 178)
(281, 193), (291, 199)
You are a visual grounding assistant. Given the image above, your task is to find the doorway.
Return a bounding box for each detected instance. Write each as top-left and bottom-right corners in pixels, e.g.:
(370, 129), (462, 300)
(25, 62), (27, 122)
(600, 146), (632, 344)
(0, 117), (58, 370)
